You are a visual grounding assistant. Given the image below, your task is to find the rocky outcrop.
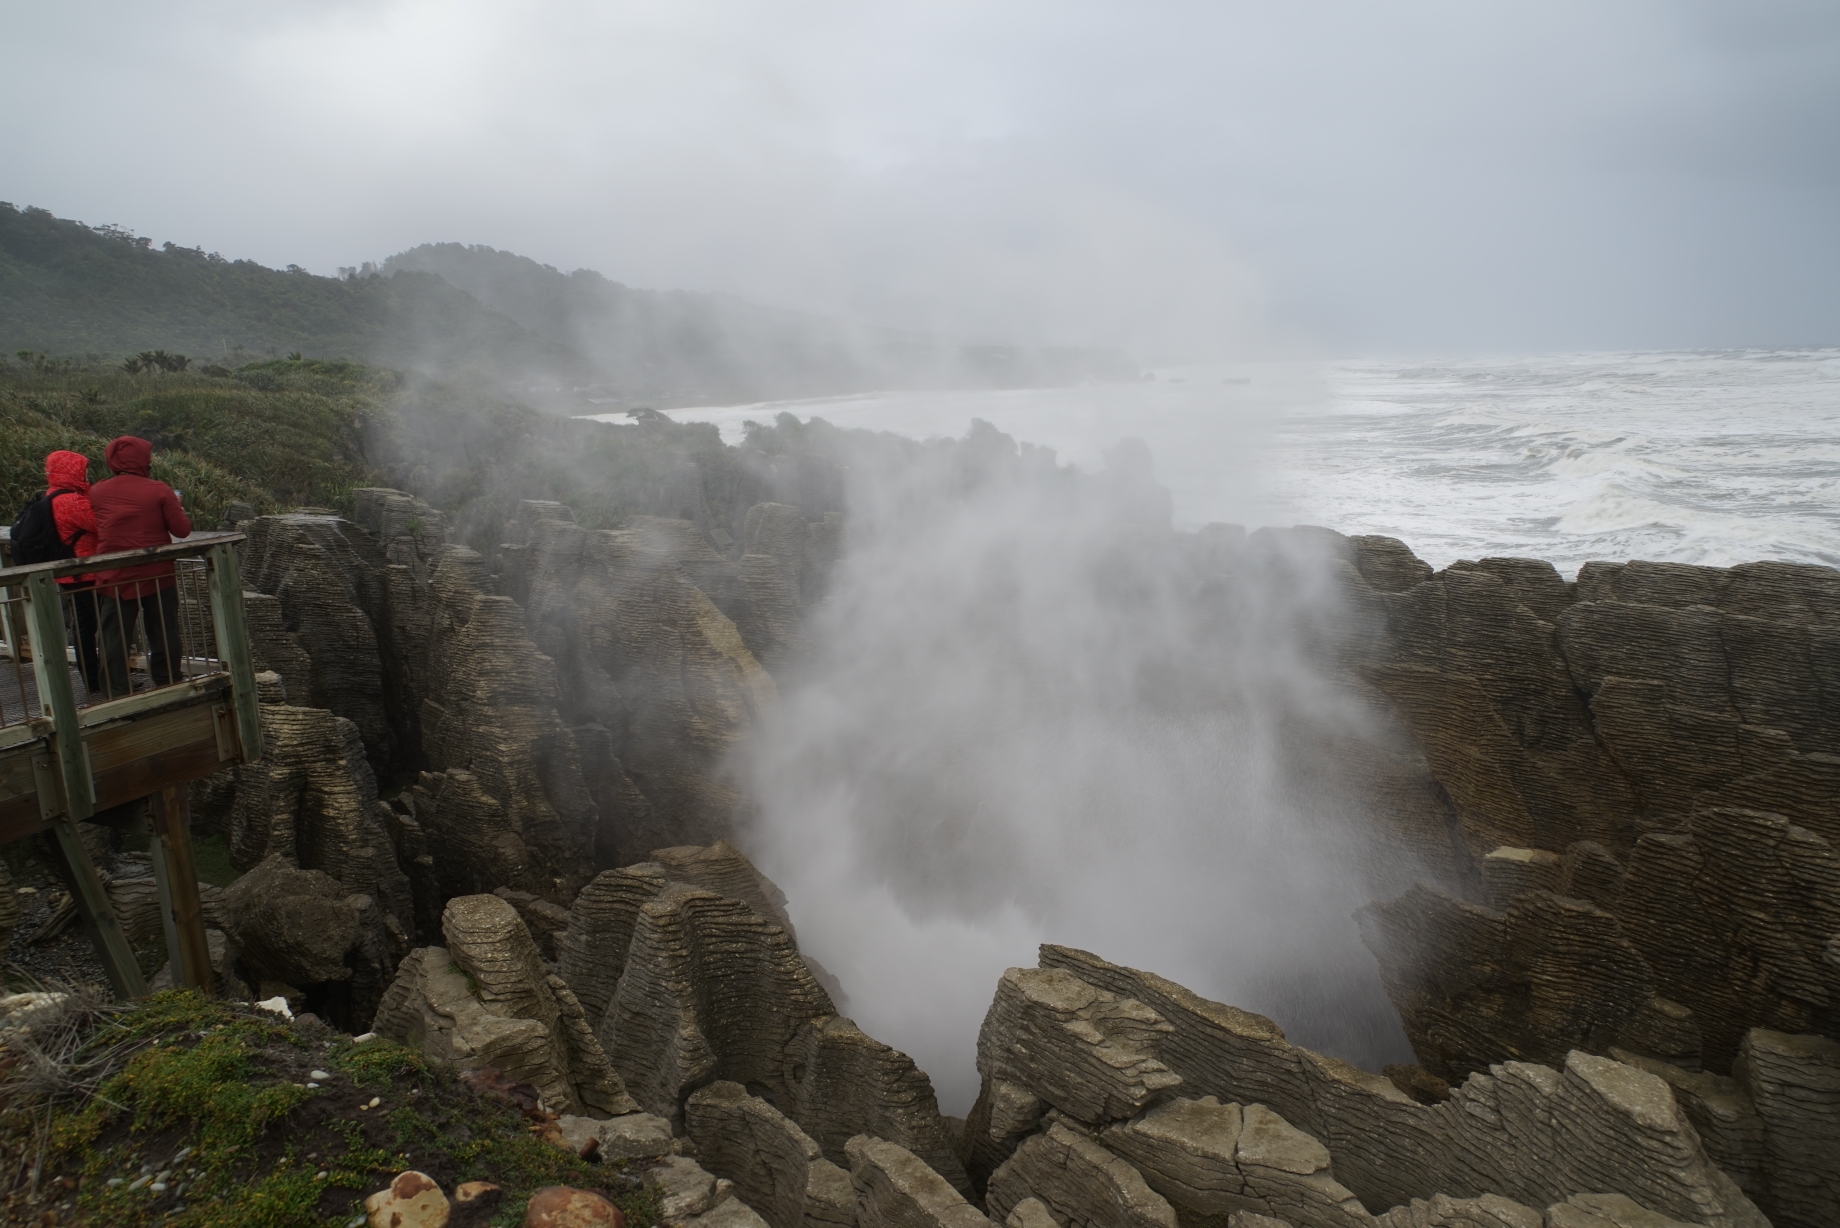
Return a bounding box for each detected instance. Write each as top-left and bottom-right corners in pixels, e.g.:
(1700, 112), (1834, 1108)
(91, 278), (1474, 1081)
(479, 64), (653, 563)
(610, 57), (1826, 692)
(597, 881), (833, 1121)
(1032, 946), (1765, 1228)
(546, 843), (967, 1195)
(1359, 804), (1840, 1141)
(239, 511), (415, 763)
(218, 853), (404, 1030)
(1333, 540), (1840, 1081)
(1732, 1028), (1840, 1228)
(213, 680), (415, 944)
(234, 502), (609, 914)
(978, 967), (1181, 1126)
(1356, 884), (1681, 1079)
(372, 894), (636, 1117)
(845, 1136), (986, 1228)
(1103, 1098), (1371, 1228)
(518, 510), (776, 857)
(406, 544), (601, 904)
(986, 1121), (1177, 1228)
(687, 1081), (856, 1228)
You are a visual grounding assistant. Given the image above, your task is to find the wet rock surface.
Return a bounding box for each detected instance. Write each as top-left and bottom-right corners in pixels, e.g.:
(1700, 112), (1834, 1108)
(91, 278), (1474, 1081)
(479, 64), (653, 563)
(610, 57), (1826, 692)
(13, 498), (1838, 1228)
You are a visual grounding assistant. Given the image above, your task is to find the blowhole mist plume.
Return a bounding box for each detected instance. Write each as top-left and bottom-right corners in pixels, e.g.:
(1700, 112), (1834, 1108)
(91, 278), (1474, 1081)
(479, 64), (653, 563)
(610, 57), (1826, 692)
(740, 419), (1415, 1113)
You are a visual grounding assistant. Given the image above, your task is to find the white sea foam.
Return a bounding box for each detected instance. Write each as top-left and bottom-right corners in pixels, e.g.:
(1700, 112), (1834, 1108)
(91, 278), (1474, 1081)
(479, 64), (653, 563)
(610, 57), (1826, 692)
(592, 347), (1840, 577)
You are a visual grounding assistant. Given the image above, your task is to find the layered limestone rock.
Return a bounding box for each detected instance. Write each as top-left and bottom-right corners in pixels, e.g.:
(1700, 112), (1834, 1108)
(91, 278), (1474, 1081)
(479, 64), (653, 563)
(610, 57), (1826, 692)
(372, 894), (635, 1117)
(1360, 806), (1840, 1082)
(977, 967), (1182, 1125)
(845, 1136), (987, 1228)
(219, 853), (404, 1030)
(985, 1121), (1177, 1228)
(1731, 1028), (1840, 1228)
(597, 881), (834, 1120)
(214, 682), (415, 945)
(645, 1153), (774, 1228)
(686, 1081), (856, 1228)
(1332, 539), (1840, 1082)
(782, 1015), (969, 1198)
(1102, 1097), (1371, 1228)
(407, 544), (600, 903)
(555, 862), (670, 1025)
(550, 844), (967, 1195)
(1355, 884), (1683, 1080)
(1034, 946), (1766, 1228)
(236, 502), (607, 913)
(519, 511), (776, 857)
(964, 966), (1180, 1185)
(238, 512), (411, 762)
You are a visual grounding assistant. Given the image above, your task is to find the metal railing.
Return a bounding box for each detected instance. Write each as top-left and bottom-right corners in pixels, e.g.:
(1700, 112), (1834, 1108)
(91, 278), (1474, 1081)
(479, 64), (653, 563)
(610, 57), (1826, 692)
(0, 533), (264, 999)
(0, 535), (262, 749)
(0, 541), (246, 729)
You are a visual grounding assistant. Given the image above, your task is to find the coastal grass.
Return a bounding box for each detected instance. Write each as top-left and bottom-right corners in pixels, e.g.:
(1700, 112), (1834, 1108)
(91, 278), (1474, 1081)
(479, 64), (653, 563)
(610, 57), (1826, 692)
(1, 990), (658, 1228)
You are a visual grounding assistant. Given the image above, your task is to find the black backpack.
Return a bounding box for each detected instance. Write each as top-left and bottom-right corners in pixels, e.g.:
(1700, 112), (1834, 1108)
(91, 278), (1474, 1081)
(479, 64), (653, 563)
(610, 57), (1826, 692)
(9, 490), (84, 565)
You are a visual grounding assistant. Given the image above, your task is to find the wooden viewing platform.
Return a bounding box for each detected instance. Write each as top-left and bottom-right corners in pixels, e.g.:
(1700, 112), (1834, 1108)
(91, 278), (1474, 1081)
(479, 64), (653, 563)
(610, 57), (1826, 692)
(0, 534), (263, 999)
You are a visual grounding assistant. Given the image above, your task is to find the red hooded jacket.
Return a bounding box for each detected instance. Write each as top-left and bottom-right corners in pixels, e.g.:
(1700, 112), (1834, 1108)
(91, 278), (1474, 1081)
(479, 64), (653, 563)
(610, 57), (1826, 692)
(43, 451), (99, 585)
(89, 437), (192, 595)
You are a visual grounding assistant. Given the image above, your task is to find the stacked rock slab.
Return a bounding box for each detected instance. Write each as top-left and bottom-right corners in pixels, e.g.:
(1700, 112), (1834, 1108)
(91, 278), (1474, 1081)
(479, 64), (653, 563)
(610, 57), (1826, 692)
(845, 1136), (988, 1228)
(551, 843), (968, 1195)
(216, 675), (415, 945)
(518, 509), (776, 859)
(1731, 1029), (1840, 1228)
(408, 542), (600, 904)
(1102, 1098), (1371, 1228)
(238, 512), (408, 764)
(687, 1081), (856, 1228)
(1029, 946), (1766, 1228)
(965, 966), (1179, 1185)
(219, 853), (405, 1030)
(1361, 809), (1840, 1084)
(986, 1121), (1178, 1228)
(1332, 541), (1839, 1073)
(373, 894), (635, 1117)
(646, 1152), (774, 1228)
(598, 882), (832, 1119)
(235, 502), (608, 915)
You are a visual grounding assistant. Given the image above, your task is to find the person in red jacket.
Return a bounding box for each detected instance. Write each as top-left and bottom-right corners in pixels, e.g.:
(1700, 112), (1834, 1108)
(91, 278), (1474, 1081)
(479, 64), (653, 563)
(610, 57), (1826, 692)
(42, 450), (104, 692)
(90, 436), (192, 693)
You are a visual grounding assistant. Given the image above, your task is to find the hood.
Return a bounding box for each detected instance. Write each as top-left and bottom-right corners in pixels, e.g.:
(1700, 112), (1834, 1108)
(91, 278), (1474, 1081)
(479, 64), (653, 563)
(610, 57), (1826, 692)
(105, 436), (153, 477)
(45, 450), (91, 493)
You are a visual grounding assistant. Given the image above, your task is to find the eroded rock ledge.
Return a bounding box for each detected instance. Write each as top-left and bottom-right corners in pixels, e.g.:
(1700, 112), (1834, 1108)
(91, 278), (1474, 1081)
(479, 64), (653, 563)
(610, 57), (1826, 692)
(174, 494), (1836, 1227)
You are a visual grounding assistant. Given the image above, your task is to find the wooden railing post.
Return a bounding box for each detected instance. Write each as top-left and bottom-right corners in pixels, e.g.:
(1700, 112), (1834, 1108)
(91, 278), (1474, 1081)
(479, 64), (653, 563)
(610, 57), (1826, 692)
(24, 572), (91, 821)
(204, 541), (262, 765)
(23, 572), (148, 999)
(149, 786), (213, 992)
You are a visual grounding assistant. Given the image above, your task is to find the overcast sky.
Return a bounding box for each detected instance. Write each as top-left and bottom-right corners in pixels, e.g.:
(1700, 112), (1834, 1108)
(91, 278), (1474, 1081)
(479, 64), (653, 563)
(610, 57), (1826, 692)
(5, 1), (1837, 356)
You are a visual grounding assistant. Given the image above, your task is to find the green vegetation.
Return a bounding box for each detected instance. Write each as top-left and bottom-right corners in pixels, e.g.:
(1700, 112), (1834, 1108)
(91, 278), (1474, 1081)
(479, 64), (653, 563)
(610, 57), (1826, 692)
(0, 203), (577, 381)
(0, 361), (380, 530)
(2, 991), (658, 1227)
(1, 352), (872, 555)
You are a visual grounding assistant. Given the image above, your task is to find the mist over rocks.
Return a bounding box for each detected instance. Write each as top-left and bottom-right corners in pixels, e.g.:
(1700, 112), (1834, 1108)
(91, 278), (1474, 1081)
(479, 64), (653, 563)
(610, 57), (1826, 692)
(99, 410), (1835, 1227)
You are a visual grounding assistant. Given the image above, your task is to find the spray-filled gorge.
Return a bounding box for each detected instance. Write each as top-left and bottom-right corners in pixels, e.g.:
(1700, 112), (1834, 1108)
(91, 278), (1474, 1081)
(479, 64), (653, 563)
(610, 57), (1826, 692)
(7, 380), (1835, 1226)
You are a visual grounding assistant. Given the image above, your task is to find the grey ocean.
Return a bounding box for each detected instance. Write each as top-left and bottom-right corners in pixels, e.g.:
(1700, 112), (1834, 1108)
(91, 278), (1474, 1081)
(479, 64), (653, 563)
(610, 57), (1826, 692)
(626, 347), (1840, 578)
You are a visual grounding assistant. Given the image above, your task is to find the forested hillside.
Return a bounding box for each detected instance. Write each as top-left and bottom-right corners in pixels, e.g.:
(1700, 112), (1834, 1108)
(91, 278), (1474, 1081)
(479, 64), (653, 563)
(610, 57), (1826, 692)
(0, 203), (577, 384)
(0, 203), (1139, 409)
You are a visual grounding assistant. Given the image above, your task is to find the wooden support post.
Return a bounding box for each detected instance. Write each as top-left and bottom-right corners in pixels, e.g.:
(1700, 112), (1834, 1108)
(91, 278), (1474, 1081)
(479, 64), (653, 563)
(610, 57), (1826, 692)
(204, 543), (262, 765)
(22, 574), (146, 998)
(24, 572), (92, 822)
(149, 786), (212, 992)
(34, 758), (147, 1000)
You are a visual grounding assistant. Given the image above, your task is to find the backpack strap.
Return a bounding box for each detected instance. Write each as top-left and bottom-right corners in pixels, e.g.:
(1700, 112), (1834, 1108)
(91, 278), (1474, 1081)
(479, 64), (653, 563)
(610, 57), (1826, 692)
(47, 489), (90, 545)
